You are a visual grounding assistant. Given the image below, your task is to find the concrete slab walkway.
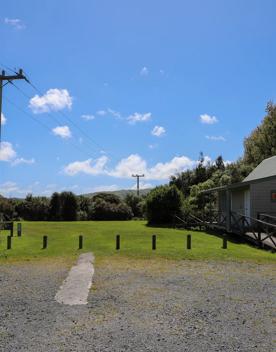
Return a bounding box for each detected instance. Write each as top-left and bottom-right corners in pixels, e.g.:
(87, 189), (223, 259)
(55, 252), (94, 305)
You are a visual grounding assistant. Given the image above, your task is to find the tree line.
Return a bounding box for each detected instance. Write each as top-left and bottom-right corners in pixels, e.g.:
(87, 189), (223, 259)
(0, 192), (145, 222)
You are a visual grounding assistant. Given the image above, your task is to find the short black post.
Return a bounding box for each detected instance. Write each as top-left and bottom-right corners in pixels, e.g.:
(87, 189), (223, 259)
(152, 235), (156, 250)
(42, 235), (48, 249)
(79, 235), (83, 249)
(222, 235), (227, 249)
(17, 223), (22, 237)
(7, 236), (12, 250)
(10, 222), (14, 237)
(116, 234), (120, 250)
(187, 234), (191, 249)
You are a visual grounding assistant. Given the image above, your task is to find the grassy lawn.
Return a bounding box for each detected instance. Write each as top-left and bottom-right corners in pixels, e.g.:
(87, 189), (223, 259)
(0, 220), (275, 263)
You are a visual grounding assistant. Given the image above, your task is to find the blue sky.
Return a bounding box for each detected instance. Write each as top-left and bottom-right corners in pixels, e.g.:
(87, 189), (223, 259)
(1, 0), (276, 197)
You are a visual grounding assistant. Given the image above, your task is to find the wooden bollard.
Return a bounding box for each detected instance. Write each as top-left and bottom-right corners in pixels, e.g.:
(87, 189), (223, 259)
(222, 235), (227, 249)
(17, 223), (22, 237)
(10, 222), (14, 237)
(187, 234), (191, 249)
(7, 236), (12, 250)
(116, 234), (120, 250)
(79, 235), (83, 249)
(42, 235), (48, 249)
(152, 235), (156, 250)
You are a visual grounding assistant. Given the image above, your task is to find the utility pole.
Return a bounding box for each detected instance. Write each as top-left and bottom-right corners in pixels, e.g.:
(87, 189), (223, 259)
(132, 174), (145, 197)
(0, 68), (28, 144)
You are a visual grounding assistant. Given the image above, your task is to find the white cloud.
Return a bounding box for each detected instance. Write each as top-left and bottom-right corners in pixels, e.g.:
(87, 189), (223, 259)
(148, 144), (158, 149)
(109, 154), (147, 178)
(107, 108), (122, 119)
(52, 125), (72, 139)
(64, 156), (109, 176)
(0, 181), (19, 196)
(11, 158), (35, 166)
(131, 181), (153, 190)
(151, 125), (166, 137)
(91, 184), (120, 193)
(127, 112), (152, 124)
(206, 135), (226, 142)
(0, 142), (16, 161)
(97, 110), (107, 116)
(140, 67), (149, 76)
(1, 113), (7, 125)
(4, 18), (25, 30)
(64, 153), (197, 181)
(200, 114), (218, 124)
(29, 89), (73, 114)
(147, 156), (195, 180)
(81, 114), (95, 121)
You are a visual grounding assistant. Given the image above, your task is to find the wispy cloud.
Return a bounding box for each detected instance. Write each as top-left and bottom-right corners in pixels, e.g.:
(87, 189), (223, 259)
(97, 110), (107, 116)
(4, 18), (25, 30)
(29, 89), (73, 114)
(52, 125), (72, 139)
(81, 114), (95, 121)
(11, 158), (35, 166)
(151, 125), (166, 137)
(200, 114), (218, 124)
(206, 135), (226, 142)
(127, 112), (152, 124)
(140, 66), (149, 76)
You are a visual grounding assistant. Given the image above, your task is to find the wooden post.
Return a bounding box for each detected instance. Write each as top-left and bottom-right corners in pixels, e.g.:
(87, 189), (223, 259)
(116, 234), (120, 250)
(226, 189), (231, 232)
(79, 235), (83, 249)
(187, 234), (191, 249)
(17, 223), (22, 237)
(10, 222), (14, 237)
(7, 236), (11, 250)
(222, 235), (227, 249)
(42, 235), (48, 249)
(257, 213), (261, 242)
(152, 235), (156, 250)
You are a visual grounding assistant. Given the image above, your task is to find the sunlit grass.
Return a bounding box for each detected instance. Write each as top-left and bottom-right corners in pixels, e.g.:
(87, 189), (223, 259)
(0, 221), (275, 263)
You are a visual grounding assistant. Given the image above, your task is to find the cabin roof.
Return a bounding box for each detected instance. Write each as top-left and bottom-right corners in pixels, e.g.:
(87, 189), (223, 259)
(202, 156), (276, 194)
(243, 155), (276, 182)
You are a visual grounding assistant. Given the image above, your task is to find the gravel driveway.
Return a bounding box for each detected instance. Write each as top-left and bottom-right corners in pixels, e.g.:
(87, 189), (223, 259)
(0, 257), (275, 352)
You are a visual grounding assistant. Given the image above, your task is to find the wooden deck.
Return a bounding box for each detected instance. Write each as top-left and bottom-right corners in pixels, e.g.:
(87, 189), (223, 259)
(175, 213), (276, 251)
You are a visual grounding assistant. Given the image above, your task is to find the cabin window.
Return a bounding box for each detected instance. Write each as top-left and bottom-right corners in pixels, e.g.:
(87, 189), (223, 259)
(271, 191), (276, 202)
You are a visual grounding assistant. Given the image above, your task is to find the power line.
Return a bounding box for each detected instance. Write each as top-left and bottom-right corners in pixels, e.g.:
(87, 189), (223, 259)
(23, 73), (123, 163)
(4, 95), (101, 160)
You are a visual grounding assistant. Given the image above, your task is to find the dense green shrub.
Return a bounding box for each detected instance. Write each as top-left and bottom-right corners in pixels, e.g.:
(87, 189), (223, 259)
(146, 185), (183, 224)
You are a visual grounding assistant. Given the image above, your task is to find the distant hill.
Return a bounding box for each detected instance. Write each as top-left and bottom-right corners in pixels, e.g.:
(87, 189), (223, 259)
(83, 188), (152, 199)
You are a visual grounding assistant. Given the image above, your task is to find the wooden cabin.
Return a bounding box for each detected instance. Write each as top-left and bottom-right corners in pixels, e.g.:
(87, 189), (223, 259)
(207, 156), (276, 231)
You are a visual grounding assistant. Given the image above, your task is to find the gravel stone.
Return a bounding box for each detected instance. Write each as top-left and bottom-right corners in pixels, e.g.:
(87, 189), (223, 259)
(0, 258), (275, 352)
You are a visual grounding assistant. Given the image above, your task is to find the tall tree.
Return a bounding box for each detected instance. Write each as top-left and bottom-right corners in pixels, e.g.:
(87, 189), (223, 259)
(244, 102), (276, 167)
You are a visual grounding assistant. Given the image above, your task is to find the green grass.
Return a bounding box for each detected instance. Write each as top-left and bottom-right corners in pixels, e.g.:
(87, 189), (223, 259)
(0, 221), (275, 263)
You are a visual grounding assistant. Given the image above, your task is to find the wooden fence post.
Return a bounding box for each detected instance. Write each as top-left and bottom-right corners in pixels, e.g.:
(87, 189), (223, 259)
(222, 235), (227, 249)
(116, 234), (120, 250)
(10, 222), (14, 237)
(42, 235), (48, 249)
(187, 234), (191, 249)
(17, 223), (22, 237)
(152, 235), (156, 250)
(79, 235), (83, 249)
(7, 236), (12, 250)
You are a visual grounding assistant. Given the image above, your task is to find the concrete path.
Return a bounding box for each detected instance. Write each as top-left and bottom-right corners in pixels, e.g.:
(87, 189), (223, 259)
(55, 252), (94, 305)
